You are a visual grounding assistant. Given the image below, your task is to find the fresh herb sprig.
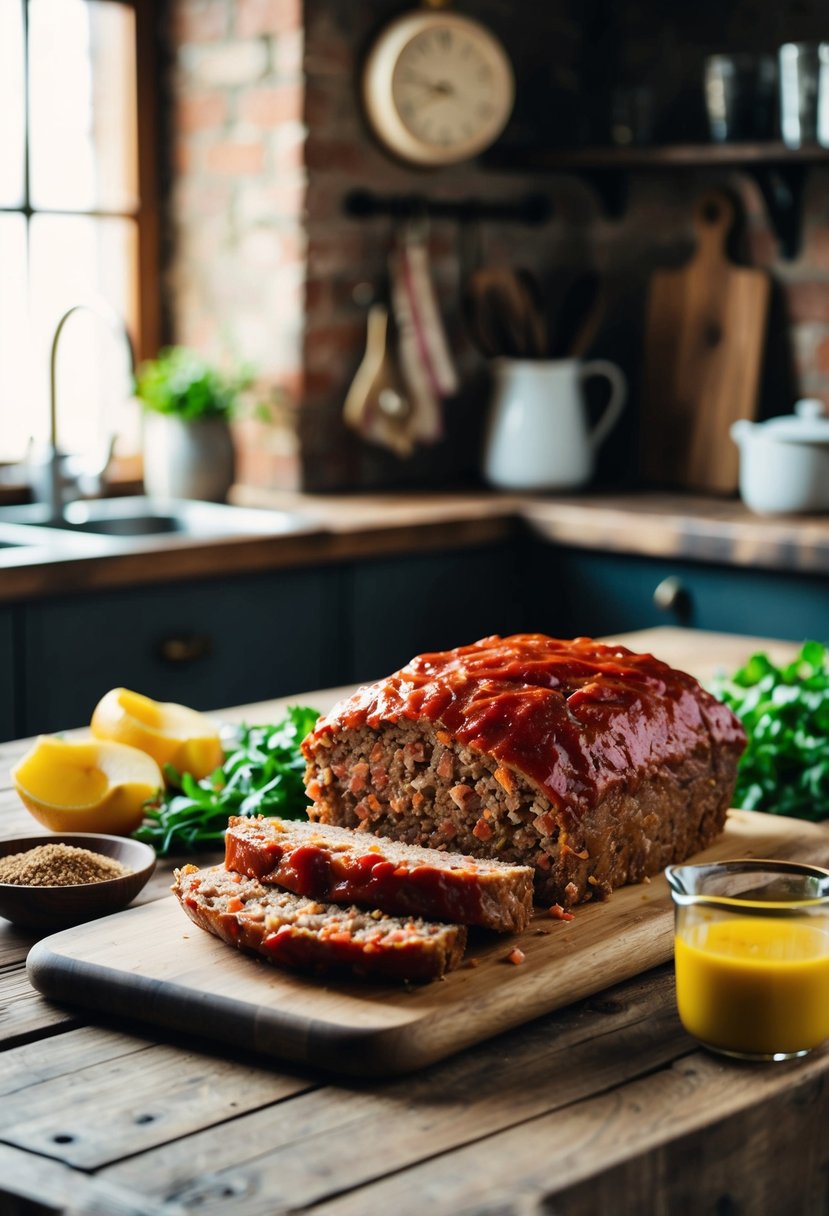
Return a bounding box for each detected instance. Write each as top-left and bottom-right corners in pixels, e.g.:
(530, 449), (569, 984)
(711, 640), (829, 821)
(135, 705), (320, 854)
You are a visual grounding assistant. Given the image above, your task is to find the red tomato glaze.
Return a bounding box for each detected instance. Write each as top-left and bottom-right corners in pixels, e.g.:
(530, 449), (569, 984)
(308, 634), (746, 817)
(225, 832), (488, 925)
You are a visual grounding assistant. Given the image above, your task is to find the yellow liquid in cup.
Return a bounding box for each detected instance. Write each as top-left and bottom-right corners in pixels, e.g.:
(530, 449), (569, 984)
(675, 916), (829, 1057)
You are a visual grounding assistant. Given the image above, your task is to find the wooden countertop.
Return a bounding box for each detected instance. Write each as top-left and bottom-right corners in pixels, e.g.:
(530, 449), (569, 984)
(2, 627), (827, 1214)
(2, 487), (829, 603)
(0, 491), (521, 603)
(237, 486), (829, 577)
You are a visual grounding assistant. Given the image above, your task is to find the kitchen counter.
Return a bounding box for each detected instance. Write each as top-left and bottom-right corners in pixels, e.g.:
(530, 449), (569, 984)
(238, 485), (829, 576)
(0, 490), (520, 603)
(2, 487), (829, 603)
(2, 627), (828, 1215)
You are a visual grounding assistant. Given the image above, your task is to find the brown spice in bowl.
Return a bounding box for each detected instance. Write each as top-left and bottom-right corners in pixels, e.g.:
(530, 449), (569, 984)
(0, 843), (133, 887)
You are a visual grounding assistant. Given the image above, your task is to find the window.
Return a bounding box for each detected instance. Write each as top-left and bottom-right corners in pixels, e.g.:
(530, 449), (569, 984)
(0, 0), (159, 465)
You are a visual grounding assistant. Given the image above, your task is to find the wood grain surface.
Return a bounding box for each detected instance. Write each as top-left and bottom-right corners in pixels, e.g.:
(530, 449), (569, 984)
(5, 488), (829, 611)
(5, 629), (829, 1216)
(27, 809), (829, 1078)
(640, 190), (769, 494)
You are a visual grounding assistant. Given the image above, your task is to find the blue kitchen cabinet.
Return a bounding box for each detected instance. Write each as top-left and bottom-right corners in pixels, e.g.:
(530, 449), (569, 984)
(551, 548), (829, 643)
(19, 567), (338, 736)
(0, 607), (16, 740)
(9, 538), (829, 743)
(346, 543), (534, 683)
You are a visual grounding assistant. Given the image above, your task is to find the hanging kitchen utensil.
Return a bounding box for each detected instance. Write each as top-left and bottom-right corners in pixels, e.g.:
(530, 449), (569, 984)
(390, 256), (441, 445)
(389, 221), (458, 445)
(342, 302), (415, 458)
(399, 225), (459, 398)
(640, 190), (770, 493)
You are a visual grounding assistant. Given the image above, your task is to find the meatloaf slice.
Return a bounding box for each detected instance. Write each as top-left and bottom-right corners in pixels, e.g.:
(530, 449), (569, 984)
(172, 864), (467, 981)
(301, 633), (747, 908)
(224, 815), (534, 933)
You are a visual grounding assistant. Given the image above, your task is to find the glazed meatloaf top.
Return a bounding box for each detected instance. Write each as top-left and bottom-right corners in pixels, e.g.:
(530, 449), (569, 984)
(303, 633), (746, 827)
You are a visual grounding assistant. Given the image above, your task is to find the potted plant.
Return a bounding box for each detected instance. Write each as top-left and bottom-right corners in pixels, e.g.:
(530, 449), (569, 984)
(135, 346), (253, 503)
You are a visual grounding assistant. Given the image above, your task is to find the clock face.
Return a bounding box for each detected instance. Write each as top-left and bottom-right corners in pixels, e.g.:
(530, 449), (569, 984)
(362, 13), (514, 166)
(391, 25), (511, 154)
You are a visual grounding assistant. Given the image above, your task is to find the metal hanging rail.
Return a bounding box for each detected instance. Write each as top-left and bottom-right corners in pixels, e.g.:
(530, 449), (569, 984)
(343, 189), (552, 225)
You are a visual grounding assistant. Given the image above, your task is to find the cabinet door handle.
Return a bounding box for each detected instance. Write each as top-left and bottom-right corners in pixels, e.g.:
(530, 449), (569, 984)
(653, 576), (693, 623)
(157, 634), (214, 665)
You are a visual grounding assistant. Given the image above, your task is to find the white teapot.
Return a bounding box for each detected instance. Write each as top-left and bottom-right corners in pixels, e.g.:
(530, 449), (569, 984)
(731, 399), (829, 514)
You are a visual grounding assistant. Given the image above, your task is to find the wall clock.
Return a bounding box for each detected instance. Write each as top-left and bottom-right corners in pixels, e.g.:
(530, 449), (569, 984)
(361, 6), (515, 167)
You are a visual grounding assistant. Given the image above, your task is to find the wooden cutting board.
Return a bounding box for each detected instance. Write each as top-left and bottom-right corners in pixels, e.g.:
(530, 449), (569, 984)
(640, 191), (770, 494)
(27, 810), (829, 1078)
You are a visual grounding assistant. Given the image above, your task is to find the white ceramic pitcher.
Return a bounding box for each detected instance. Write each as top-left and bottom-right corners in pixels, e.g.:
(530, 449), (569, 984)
(482, 357), (627, 491)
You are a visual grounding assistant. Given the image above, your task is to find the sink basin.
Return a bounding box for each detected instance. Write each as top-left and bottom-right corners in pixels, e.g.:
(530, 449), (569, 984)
(60, 514), (180, 536)
(0, 517), (108, 565)
(0, 497), (320, 542)
(0, 522), (62, 550)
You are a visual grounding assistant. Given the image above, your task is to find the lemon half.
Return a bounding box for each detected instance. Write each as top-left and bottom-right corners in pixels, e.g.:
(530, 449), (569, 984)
(91, 688), (223, 780)
(12, 735), (163, 835)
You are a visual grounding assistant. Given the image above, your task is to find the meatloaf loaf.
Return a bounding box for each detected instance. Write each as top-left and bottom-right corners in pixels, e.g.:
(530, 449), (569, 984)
(301, 633), (747, 908)
(173, 864), (467, 981)
(224, 815), (534, 933)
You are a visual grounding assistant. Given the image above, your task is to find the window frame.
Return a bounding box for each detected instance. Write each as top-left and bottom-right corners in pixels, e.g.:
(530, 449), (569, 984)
(1, 0), (161, 364)
(133, 0), (161, 364)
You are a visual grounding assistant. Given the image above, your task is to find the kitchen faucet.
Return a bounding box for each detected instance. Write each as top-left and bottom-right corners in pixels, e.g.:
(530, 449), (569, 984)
(37, 298), (136, 523)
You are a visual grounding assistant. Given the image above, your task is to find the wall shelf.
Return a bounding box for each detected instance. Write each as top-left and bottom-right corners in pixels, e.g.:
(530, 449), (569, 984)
(486, 142), (829, 170)
(483, 142), (829, 258)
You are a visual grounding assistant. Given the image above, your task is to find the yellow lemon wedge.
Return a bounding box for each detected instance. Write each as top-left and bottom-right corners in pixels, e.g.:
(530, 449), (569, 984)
(90, 687), (224, 780)
(11, 736), (163, 835)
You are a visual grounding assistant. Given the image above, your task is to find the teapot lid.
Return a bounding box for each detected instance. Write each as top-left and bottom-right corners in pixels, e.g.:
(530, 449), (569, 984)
(756, 398), (829, 444)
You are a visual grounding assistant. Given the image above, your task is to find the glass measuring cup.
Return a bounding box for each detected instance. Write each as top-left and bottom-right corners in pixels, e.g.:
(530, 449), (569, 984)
(666, 859), (829, 1062)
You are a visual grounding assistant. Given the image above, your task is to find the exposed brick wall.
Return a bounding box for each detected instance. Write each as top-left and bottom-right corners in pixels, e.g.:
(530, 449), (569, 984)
(164, 0), (306, 489)
(299, 0), (594, 491)
(165, 0), (829, 494)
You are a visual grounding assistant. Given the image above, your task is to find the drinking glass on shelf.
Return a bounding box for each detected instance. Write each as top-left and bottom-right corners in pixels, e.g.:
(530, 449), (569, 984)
(704, 53), (777, 143)
(778, 42), (829, 148)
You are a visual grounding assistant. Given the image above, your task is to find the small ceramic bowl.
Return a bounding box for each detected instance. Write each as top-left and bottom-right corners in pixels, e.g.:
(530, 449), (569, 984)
(0, 833), (157, 932)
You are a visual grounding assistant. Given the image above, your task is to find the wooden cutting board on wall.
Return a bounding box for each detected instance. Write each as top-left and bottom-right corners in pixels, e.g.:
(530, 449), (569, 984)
(640, 190), (770, 493)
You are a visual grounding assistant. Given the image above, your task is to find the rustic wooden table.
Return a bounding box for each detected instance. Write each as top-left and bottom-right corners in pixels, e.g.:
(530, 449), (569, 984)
(2, 628), (828, 1216)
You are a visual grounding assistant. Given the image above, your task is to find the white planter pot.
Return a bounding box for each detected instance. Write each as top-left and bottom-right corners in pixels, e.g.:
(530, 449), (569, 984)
(143, 415), (235, 503)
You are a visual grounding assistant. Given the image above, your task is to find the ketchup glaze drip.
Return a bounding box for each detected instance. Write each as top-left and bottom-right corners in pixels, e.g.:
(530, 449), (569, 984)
(308, 635), (746, 817)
